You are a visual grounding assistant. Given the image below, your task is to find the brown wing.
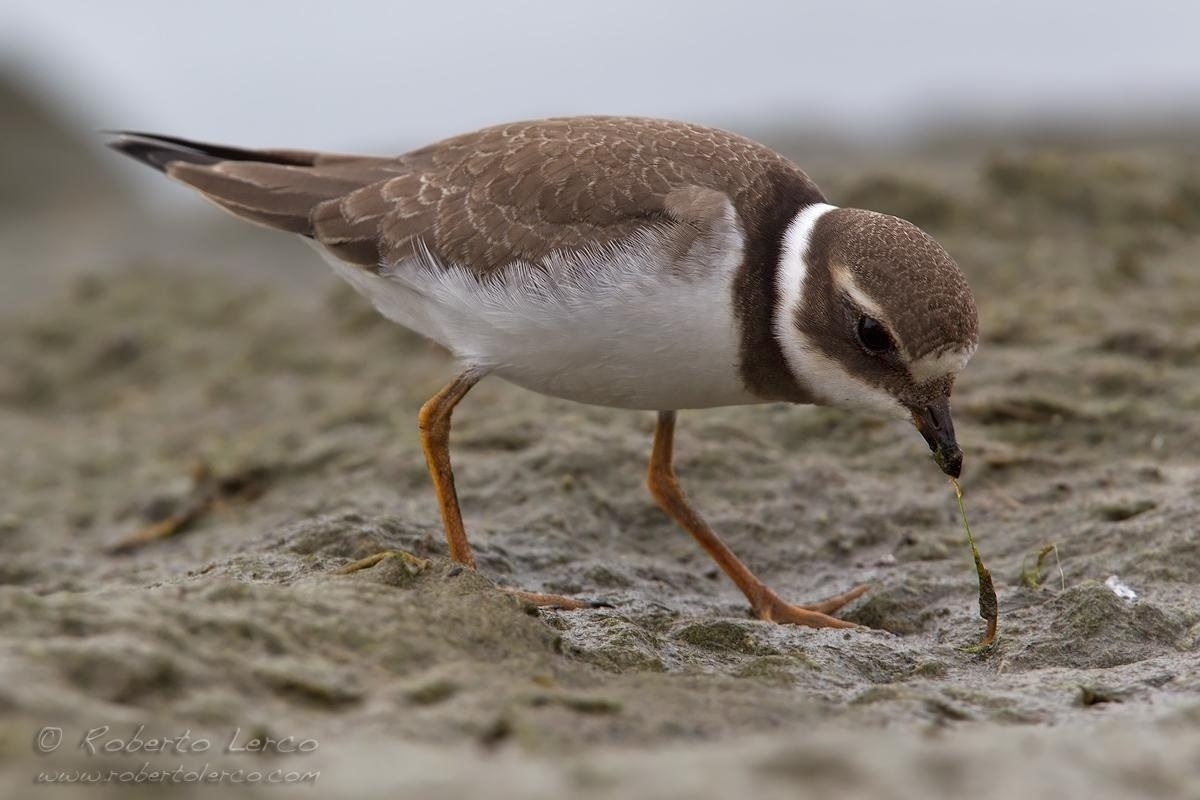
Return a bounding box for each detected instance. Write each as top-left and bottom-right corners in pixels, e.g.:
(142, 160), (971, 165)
(313, 117), (825, 272)
(110, 117), (824, 273)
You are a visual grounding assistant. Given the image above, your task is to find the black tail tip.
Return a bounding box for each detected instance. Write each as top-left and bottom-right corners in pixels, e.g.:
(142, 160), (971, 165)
(105, 132), (223, 173)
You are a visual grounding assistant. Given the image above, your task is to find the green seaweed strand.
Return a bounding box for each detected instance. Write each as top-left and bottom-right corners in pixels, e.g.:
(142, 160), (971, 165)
(952, 479), (999, 650)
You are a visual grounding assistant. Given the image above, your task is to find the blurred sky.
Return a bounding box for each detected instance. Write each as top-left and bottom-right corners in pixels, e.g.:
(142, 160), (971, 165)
(4, 0), (1200, 152)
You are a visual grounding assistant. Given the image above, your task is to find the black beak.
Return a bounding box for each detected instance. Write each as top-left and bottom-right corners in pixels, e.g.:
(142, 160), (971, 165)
(910, 398), (962, 478)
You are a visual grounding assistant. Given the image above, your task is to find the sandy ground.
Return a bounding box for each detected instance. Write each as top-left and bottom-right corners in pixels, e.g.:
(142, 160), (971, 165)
(1, 111), (1200, 797)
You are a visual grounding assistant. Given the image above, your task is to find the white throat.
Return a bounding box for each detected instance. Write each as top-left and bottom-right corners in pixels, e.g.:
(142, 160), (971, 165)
(774, 203), (908, 419)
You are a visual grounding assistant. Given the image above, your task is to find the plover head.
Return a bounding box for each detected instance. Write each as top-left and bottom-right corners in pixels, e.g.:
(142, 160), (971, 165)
(774, 203), (979, 477)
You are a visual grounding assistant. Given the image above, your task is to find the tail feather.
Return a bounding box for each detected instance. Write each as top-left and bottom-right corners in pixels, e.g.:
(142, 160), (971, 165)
(107, 131), (322, 171)
(106, 132), (391, 237)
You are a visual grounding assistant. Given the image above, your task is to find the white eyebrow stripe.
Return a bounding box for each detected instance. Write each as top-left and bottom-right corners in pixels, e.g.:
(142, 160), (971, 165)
(832, 266), (888, 325)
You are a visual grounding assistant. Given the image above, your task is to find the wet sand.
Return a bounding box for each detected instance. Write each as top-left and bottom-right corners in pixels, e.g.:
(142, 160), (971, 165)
(1, 132), (1199, 797)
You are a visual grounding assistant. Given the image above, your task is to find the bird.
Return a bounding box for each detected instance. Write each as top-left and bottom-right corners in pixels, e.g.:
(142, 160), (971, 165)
(108, 116), (978, 628)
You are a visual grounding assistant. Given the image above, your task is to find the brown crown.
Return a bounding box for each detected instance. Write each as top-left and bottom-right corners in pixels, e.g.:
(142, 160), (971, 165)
(813, 209), (978, 361)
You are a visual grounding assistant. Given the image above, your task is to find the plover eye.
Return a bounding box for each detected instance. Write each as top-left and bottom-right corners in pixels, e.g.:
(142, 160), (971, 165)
(856, 316), (894, 354)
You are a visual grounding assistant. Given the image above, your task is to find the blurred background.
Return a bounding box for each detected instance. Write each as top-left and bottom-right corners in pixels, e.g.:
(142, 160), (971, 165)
(3, 5), (1200, 796)
(3, 0), (1200, 308)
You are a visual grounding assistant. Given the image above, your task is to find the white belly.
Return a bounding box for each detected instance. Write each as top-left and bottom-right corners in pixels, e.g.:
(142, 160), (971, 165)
(317, 228), (760, 411)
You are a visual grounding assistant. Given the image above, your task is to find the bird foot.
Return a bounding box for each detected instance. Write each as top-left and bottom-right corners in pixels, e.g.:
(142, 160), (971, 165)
(752, 583), (869, 628)
(333, 550), (431, 575)
(503, 587), (611, 610)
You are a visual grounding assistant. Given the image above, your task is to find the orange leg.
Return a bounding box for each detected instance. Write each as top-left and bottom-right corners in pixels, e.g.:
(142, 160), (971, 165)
(416, 371), (593, 610)
(646, 410), (868, 628)
(417, 372), (482, 568)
